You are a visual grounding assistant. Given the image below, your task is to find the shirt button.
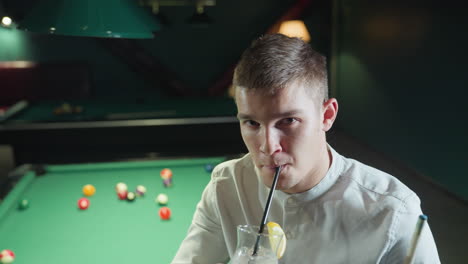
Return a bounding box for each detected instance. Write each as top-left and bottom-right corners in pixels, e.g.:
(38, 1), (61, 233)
(287, 197), (296, 205)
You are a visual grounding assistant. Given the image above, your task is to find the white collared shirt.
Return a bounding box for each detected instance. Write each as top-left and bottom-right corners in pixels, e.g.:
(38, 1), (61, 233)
(172, 147), (440, 264)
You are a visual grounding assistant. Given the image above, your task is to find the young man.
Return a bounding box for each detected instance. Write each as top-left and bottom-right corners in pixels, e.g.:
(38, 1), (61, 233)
(172, 34), (440, 263)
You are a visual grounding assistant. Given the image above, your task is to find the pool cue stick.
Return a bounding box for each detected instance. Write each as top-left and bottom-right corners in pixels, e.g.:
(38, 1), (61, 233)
(403, 214), (428, 264)
(0, 100), (28, 123)
(252, 166), (282, 256)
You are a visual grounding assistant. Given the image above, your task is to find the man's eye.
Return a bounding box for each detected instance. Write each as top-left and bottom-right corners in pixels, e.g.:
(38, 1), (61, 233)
(245, 120), (260, 127)
(279, 118), (297, 125)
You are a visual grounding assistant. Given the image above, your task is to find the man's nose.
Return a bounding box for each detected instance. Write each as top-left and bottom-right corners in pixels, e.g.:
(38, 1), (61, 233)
(259, 127), (282, 155)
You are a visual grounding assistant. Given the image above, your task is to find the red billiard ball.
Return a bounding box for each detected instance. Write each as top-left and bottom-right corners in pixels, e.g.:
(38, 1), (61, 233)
(78, 198), (90, 210)
(0, 249), (15, 264)
(117, 191), (128, 200)
(159, 207), (171, 220)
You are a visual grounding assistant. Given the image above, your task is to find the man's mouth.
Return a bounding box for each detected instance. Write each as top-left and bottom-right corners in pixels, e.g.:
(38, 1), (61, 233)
(263, 164), (289, 170)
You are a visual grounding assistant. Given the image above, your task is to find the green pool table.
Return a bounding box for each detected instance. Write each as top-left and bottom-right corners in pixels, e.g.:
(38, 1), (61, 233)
(0, 157), (225, 264)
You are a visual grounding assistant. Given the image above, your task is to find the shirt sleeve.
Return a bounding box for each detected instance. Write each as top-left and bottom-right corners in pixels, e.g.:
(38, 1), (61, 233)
(171, 170), (230, 264)
(381, 193), (441, 264)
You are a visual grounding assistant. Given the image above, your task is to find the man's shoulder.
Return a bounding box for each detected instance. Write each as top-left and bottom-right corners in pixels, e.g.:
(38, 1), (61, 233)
(337, 154), (420, 209)
(211, 153), (255, 181)
(207, 153), (260, 204)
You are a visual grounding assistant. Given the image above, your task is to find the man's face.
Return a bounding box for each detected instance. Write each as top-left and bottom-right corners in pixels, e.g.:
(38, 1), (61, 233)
(236, 84), (330, 193)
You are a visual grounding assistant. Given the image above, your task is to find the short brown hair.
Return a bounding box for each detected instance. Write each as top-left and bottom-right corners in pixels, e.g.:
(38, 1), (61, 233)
(233, 33), (328, 102)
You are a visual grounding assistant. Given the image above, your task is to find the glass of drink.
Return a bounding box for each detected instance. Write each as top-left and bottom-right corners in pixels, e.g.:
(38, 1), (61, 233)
(230, 224), (284, 264)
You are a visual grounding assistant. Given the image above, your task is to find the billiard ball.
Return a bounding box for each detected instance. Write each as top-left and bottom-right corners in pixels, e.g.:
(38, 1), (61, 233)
(115, 182), (128, 193)
(156, 193), (168, 205)
(162, 178), (172, 188)
(61, 103), (72, 114)
(204, 164), (214, 173)
(18, 199), (29, 210)
(160, 168), (173, 180)
(78, 198), (90, 210)
(135, 185), (146, 196)
(117, 191), (128, 200)
(82, 184), (96, 196)
(159, 207), (171, 220)
(73, 106), (83, 114)
(127, 192), (136, 201)
(0, 249), (15, 264)
(53, 107), (64, 115)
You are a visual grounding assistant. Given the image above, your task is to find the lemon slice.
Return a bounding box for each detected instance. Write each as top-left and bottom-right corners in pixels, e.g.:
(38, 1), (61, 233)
(266, 221), (287, 259)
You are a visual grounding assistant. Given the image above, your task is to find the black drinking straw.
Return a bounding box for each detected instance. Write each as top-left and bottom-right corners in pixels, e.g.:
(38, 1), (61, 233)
(252, 166), (282, 256)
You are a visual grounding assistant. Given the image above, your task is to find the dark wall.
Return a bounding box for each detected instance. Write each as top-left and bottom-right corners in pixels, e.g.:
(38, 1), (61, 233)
(334, 0), (468, 200)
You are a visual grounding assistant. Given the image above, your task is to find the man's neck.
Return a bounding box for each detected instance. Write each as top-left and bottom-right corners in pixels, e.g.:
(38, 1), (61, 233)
(284, 144), (332, 194)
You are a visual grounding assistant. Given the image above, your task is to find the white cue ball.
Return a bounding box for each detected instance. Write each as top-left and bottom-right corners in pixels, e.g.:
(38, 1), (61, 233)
(115, 182), (128, 193)
(156, 193), (169, 205)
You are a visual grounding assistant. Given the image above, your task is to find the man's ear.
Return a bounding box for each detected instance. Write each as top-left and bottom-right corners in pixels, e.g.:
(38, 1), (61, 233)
(322, 98), (338, 132)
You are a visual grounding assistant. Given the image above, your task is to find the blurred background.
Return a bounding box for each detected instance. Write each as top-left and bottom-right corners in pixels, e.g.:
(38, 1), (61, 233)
(0, 0), (467, 262)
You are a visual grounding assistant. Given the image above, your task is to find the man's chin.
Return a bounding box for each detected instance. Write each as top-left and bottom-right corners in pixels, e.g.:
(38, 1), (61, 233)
(261, 174), (290, 190)
(275, 178), (293, 191)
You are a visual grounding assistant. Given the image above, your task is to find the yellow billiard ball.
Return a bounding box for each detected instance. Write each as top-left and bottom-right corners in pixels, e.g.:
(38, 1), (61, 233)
(82, 184), (96, 196)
